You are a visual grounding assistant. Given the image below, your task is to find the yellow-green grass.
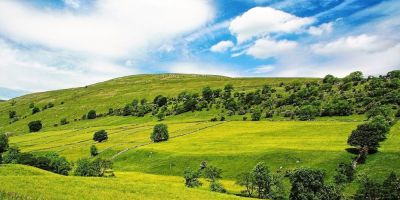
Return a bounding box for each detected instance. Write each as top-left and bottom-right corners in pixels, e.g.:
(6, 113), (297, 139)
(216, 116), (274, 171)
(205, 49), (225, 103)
(0, 74), (318, 135)
(0, 164), (250, 200)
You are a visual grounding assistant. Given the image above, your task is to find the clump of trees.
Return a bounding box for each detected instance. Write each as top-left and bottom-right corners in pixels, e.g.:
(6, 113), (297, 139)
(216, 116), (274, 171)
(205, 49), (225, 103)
(183, 162), (226, 193)
(354, 172), (400, 200)
(74, 157), (113, 177)
(1, 146), (71, 175)
(93, 130), (108, 142)
(150, 124), (169, 142)
(28, 120), (42, 132)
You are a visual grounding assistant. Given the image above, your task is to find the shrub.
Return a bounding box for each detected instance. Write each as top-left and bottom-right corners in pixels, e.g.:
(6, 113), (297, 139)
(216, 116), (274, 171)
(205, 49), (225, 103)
(0, 133), (9, 154)
(8, 111), (16, 119)
(334, 162), (355, 184)
(87, 110), (97, 119)
(74, 158), (112, 177)
(154, 95), (167, 107)
(202, 86), (213, 102)
(90, 145), (98, 157)
(297, 105), (319, 121)
(251, 111), (261, 121)
(210, 117), (218, 122)
(2, 146), (20, 164)
(60, 118), (69, 125)
(32, 107), (40, 115)
(210, 181), (226, 193)
(183, 168), (202, 188)
(243, 116), (247, 121)
(28, 120), (42, 132)
(204, 166), (222, 182)
(156, 112), (165, 121)
(150, 124), (169, 142)
(93, 130), (108, 142)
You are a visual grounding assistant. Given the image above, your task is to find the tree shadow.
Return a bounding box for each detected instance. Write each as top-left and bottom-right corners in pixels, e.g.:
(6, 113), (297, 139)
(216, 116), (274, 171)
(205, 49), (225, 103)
(345, 148), (378, 155)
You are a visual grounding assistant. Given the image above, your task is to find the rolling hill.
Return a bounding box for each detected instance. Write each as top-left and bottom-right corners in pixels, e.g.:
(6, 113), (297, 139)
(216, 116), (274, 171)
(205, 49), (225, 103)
(0, 73), (399, 199)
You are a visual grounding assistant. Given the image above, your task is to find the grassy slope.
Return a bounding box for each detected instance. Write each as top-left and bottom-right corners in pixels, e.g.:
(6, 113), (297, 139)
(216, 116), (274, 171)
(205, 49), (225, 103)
(0, 164), (248, 200)
(0, 74), (399, 199)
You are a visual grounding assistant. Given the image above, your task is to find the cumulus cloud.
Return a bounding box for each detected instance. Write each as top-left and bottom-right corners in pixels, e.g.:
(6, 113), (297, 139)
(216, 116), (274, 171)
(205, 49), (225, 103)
(246, 38), (298, 59)
(0, 0), (213, 58)
(210, 40), (234, 53)
(308, 22), (333, 36)
(0, 0), (214, 92)
(229, 6), (314, 43)
(312, 34), (392, 55)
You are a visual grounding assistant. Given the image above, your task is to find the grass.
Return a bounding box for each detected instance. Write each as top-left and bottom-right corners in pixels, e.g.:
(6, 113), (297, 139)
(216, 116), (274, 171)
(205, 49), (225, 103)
(0, 74), (399, 199)
(0, 164), (249, 200)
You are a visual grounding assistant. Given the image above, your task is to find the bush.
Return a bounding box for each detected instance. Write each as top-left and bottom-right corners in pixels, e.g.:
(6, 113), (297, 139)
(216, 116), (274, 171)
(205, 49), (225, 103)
(93, 130), (108, 142)
(183, 168), (202, 188)
(87, 110), (97, 119)
(251, 111), (261, 121)
(2, 146), (20, 164)
(334, 162), (355, 184)
(204, 166), (222, 181)
(60, 118), (69, 125)
(297, 105), (319, 121)
(0, 133), (9, 154)
(210, 117), (218, 122)
(154, 95), (167, 107)
(150, 124), (169, 142)
(8, 111), (16, 119)
(74, 158), (113, 177)
(90, 145), (98, 157)
(210, 181), (226, 193)
(28, 120), (42, 132)
(32, 107), (40, 115)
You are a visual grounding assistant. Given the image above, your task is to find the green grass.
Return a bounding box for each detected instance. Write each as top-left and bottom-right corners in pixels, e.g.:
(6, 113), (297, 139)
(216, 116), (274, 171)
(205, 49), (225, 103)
(0, 74), (398, 199)
(0, 164), (249, 200)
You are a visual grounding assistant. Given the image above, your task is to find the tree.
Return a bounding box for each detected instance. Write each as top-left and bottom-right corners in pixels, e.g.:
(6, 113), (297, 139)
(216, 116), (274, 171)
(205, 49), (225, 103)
(210, 181), (227, 193)
(236, 172), (255, 197)
(224, 84), (234, 93)
(87, 110), (97, 119)
(0, 133), (9, 154)
(366, 106), (395, 124)
(150, 124), (169, 142)
(251, 162), (272, 199)
(202, 86), (213, 102)
(381, 172), (400, 199)
(153, 95), (167, 107)
(297, 105), (319, 121)
(8, 111), (16, 119)
(60, 118), (69, 125)
(90, 145), (98, 157)
(183, 168), (202, 188)
(93, 130), (108, 142)
(251, 110), (262, 121)
(289, 168), (341, 200)
(323, 74), (338, 84)
(2, 146), (21, 164)
(28, 120), (42, 132)
(204, 165), (222, 182)
(354, 177), (382, 200)
(32, 107), (40, 114)
(74, 158), (112, 177)
(156, 112), (165, 121)
(334, 162), (355, 184)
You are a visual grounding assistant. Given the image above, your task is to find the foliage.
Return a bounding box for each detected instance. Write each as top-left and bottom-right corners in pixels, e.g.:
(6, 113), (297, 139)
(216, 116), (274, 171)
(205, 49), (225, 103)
(334, 162), (355, 184)
(60, 118), (69, 125)
(289, 168), (341, 200)
(153, 95), (167, 107)
(251, 110), (262, 121)
(90, 145), (98, 157)
(204, 165), (222, 181)
(210, 181), (227, 193)
(0, 133), (9, 154)
(8, 111), (17, 119)
(354, 172), (400, 200)
(150, 124), (169, 142)
(297, 105), (319, 121)
(93, 130), (108, 142)
(28, 120), (42, 132)
(87, 110), (97, 119)
(74, 158), (113, 177)
(183, 168), (202, 188)
(32, 107), (40, 115)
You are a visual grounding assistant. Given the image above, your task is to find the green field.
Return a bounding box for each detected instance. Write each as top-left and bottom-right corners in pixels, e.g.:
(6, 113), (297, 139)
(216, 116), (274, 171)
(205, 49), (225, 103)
(0, 74), (399, 199)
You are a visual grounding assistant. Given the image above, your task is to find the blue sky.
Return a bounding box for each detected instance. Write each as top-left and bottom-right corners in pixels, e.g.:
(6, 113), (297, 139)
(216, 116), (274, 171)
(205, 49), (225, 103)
(0, 0), (399, 99)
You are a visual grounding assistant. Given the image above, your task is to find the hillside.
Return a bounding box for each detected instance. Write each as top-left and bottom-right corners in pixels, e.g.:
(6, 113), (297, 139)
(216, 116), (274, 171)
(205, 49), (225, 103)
(0, 72), (399, 199)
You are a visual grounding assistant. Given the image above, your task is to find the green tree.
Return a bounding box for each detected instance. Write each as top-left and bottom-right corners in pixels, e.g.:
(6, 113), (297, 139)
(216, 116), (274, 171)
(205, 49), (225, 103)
(297, 105), (319, 121)
(204, 165), (222, 182)
(90, 145), (98, 157)
(289, 168), (341, 200)
(153, 95), (167, 107)
(236, 172), (255, 197)
(87, 110), (97, 119)
(251, 110), (262, 121)
(0, 133), (9, 154)
(334, 162), (355, 184)
(202, 86), (213, 102)
(183, 168), (202, 188)
(60, 118), (69, 125)
(150, 124), (169, 142)
(2, 147), (21, 164)
(251, 162), (272, 199)
(8, 111), (16, 119)
(354, 177), (382, 200)
(28, 120), (42, 132)
(32, 107), (40, 115)
(93, 130), (108, 142)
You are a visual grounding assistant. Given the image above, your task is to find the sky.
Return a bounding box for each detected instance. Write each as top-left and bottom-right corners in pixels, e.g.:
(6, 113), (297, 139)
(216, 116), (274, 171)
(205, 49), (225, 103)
(0, 0), (399, 99)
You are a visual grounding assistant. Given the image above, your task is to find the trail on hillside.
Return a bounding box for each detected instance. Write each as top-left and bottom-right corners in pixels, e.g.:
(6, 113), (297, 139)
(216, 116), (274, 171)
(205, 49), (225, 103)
(111, 121), (225, 159)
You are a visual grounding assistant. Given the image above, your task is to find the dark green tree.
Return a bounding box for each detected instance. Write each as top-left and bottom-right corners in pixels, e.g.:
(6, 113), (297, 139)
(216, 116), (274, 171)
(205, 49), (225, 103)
(252, 162), (272, 199)
(150, 124), (169, 142)
(90, 145), (98, 157)
(183, 168), (202, 188)
(87, 110), (97, 119)
(32, 107), (40, 115)
(8, 111), (16, 119)
(93, 130), (108, 142)
(202, 86), (213, 102)
(28, 120), (42, 132)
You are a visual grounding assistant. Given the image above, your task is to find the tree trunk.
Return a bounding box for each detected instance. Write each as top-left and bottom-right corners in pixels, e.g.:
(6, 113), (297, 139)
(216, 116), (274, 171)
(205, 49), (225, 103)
(352, 146), (368, 169)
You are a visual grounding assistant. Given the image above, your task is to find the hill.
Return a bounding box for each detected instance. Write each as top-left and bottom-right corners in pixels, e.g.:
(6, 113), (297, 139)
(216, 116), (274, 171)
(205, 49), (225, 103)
(0, 72), (399, 199)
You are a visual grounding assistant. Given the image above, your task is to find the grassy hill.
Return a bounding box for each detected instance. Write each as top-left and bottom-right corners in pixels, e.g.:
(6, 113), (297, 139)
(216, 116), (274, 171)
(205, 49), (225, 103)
(0, 73), (399, 199)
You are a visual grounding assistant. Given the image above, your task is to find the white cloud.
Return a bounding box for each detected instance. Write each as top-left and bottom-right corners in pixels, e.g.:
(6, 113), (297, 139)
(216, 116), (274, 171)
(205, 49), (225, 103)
(210, 40), (234, 53)
(64, 0), (81, 9)
(308, 22), (333, 36)
(253, 65), (274, 74)
(246, 38), (298, 59)
(0, 0), (214, 59)
(312, 34), (392, 55)
(165, 62), (239, 77)
(229, 6), (314, 43)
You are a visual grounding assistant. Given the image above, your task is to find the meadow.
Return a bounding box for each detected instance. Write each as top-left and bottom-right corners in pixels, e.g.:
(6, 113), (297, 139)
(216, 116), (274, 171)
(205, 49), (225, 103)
(0, 74), (399, 199)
